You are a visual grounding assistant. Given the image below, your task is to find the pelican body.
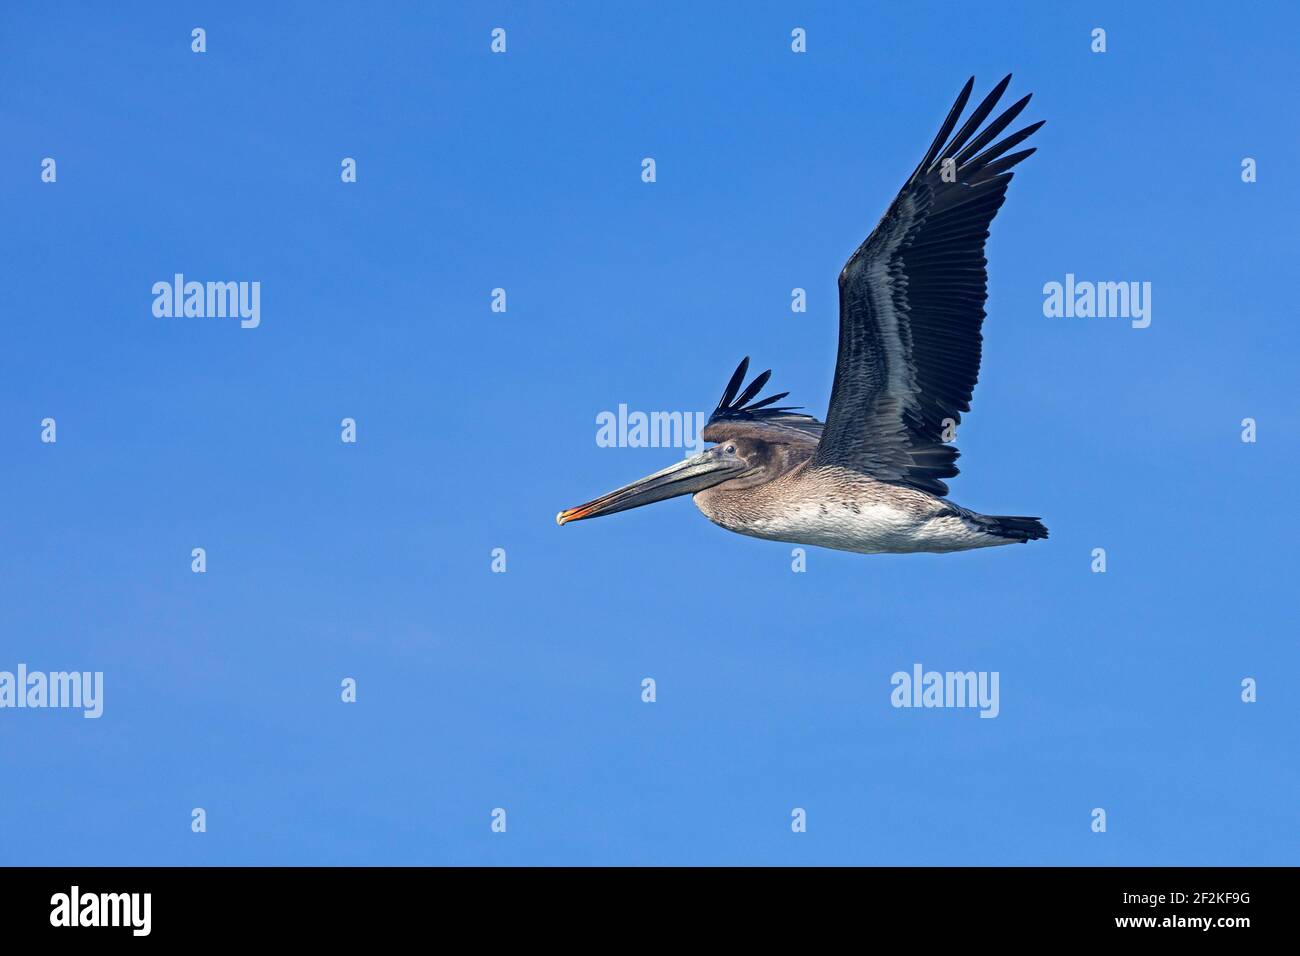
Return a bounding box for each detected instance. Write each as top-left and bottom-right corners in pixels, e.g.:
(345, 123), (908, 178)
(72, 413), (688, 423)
(558, 76), (1048, 555)
(694, 456), (1041, 554)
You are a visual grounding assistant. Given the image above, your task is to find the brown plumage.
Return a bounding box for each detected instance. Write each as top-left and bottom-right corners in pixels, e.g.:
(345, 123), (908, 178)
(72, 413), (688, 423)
(557, 77), (1048, 555)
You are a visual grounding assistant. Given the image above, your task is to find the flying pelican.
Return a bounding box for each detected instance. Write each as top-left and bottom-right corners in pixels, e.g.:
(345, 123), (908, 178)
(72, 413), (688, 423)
(557, 76), (1047, 554)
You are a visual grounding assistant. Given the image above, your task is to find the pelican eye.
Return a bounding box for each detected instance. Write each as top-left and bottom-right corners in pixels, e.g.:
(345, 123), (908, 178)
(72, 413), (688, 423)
(725, 445), (736, 454)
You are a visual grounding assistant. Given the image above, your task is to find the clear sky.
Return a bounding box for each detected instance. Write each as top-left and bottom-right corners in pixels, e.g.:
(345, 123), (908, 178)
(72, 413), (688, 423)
(2, 1), (1296, 866)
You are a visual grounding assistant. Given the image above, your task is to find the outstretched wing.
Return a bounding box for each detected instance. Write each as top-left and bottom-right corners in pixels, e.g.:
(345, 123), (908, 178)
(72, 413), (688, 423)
(813, 75), (1043, 495)
(701, 357), (823, 446)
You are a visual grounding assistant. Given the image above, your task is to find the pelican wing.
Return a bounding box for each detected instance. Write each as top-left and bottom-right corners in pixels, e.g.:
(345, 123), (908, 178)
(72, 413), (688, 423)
(813, 76), (1043, 495)
(702, 356), (823, 446)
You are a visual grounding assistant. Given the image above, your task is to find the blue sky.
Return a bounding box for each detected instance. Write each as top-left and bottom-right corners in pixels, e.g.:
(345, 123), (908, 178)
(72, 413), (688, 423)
(2, 1), (1296, 865)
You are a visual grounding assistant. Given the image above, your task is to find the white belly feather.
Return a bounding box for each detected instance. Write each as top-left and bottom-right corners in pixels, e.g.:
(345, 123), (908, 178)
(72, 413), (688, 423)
(697, 493), (1008, 555)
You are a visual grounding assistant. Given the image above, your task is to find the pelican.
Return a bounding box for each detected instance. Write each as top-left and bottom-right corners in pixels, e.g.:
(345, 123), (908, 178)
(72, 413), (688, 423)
(557, 76), (1047, 554)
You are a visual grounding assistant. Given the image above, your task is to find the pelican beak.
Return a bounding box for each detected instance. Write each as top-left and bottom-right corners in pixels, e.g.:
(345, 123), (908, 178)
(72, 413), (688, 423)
(556, 449), (743, 526)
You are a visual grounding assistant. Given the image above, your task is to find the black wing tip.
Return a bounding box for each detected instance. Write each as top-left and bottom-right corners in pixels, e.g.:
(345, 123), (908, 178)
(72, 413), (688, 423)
(928, 76), (1043, 181)
(733, 368), (773, 408)
(709, 359), (805, 424)
(719, 356), (750, 407)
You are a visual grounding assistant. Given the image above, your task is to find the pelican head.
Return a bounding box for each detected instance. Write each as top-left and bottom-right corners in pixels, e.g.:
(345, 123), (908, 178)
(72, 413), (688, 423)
(556, 358), (826, 528)
(556, 441), (754, 526)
